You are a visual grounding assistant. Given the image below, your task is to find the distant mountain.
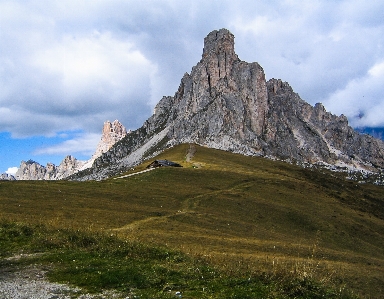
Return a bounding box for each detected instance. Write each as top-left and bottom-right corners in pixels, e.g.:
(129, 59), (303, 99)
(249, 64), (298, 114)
(15, 156), (85, 180)
(0, 173), (15, 181)
(72, 28), (384, 181)
(10, 120), (127, 180)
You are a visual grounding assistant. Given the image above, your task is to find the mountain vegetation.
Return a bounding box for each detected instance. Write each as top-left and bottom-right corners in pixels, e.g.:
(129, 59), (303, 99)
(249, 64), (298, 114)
(1, 144), (383, 298)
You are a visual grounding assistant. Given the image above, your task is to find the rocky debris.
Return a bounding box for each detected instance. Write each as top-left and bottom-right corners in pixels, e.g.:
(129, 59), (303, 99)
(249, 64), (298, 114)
(0, 173), (16, 180)
(14, 156), (85, 181)
(0, 265), (76, 299)
(72, 28), (384, 181)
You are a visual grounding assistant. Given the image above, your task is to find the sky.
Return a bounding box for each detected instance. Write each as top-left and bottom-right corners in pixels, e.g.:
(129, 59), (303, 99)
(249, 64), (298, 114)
(1, 0), (384, 175)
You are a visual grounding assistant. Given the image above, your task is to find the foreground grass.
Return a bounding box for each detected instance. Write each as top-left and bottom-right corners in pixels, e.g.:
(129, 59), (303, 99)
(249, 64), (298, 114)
(0, 221), (357, 298)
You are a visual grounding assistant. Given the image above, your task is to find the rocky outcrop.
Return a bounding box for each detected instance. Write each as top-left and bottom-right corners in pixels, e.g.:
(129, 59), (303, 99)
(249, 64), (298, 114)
(94, 120), (128, 158)
(14, 160), (47, 180)
(263, 79), (384, 169)
(55, 156), (85, 179)
(0, 173), (15, 181)
(72, 28), (384, 181)
(14, 156), (85, 180)
(79, 120), (128, 171)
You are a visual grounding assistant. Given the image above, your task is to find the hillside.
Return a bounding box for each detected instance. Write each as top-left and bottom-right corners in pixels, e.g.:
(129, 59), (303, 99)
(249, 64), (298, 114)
(1, 144), (384, 298)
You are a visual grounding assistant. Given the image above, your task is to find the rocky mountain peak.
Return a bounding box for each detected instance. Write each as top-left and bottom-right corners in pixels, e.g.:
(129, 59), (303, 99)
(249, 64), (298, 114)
(200, 29), (240, 90)
(94, 120), (128, 159)
(203, 28), (236, 59)
(0, 173), (15, 181)
(101, 120), (128, 145)
(77, 120), (129, 172)
(14, 155), (84, 180)
(72, 28), (384, 182)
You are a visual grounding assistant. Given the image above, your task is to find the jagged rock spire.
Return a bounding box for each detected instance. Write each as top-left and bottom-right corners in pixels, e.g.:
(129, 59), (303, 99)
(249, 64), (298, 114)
(201, 29), (240, 84)
(83, 120), (129, 168)
(12, 120), (129, 180)
(101, 120), (128, 146)
(203, 28), (236, 58)
(14, 155), (84, 180)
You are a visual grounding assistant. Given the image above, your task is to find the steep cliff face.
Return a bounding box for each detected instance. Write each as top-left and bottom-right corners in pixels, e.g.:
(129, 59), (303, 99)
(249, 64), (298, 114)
(79, 120), (129, 171)
(95, 120), (128, 157)
(73, 28), (384, 181)
(264, 79), (384, 168)
(14, 160), (47, 180)
(167, 29), (268, 152)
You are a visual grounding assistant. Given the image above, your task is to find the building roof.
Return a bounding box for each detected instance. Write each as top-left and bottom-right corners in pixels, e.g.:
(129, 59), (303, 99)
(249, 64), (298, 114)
(146, 159), (182, 168)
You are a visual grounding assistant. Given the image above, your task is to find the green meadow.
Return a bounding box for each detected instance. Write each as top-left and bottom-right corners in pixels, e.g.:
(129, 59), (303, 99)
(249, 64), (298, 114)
(1, 144), (383, 298)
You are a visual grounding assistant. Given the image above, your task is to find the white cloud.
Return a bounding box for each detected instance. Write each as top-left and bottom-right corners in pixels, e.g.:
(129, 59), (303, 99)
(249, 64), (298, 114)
(368, 61), (384, 78)
(34, 133), (100, 157)
(0, 4), (157, 137)
(323, 60), (384, 127)
(5, 167), (18, 175)
(31, 32), (154, 95)
(230, 1), (384, 107)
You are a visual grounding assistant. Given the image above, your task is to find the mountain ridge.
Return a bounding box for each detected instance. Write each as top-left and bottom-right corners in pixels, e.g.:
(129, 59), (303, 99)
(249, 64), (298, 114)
(14, 155), (84, 180)
(71, 28), (384, 181)
(3, 120), (128, 181)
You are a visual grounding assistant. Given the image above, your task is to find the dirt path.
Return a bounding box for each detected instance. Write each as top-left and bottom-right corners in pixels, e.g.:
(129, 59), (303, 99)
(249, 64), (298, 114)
(0, 256), (124, 299)
(113, 167), (155, 179)
(185, 144), (196, 162)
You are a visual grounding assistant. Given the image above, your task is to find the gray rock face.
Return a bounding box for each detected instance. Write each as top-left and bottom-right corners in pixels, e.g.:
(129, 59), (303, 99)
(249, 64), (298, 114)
(169, 29), (268, 148)
(0, 173), (15, 181)
(263, 79), (384, 168)
(15, 156), (84, 180)
(15, 160), (47, 180)
(73, 28), (384, 181)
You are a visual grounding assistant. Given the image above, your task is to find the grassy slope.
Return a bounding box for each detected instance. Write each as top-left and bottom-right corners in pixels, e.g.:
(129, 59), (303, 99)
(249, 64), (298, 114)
(1, 144), (383, 297)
